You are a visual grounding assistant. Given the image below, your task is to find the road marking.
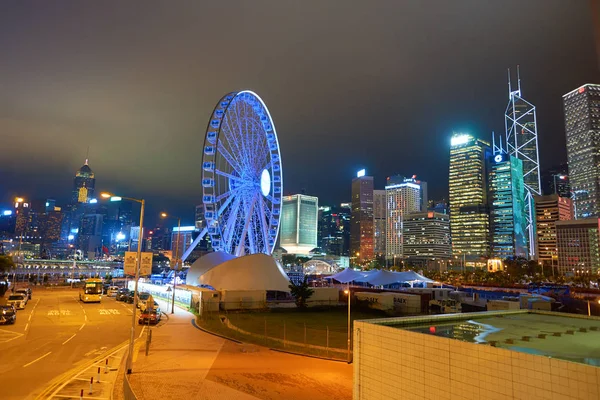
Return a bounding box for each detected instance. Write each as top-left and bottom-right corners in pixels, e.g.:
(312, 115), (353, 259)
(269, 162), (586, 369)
(24, 323), (29, 331)
(47, 310), (72, 316)
(99, 309), (120, 315)
(79, 323), (85, 331)
(28, 314), (32, 322)
(0, 329), (24, 343)
(85, 314), (88, 321)
(62, 333), (77, 345)
(23, 351), (52, 367)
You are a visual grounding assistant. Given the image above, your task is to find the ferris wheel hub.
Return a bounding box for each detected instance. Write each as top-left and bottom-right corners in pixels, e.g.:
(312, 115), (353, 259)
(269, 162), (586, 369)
(260, 169), (271, 197)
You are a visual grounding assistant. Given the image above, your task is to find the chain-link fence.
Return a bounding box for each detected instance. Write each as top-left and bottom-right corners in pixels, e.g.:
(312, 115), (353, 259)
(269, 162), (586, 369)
(195, 301), (353, 361)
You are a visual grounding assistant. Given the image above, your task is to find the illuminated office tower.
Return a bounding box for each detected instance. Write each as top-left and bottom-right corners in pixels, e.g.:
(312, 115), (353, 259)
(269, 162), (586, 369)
(556, 218), (600, 275)
(72, 159), (96, 204)
(505, 67), (540, 258)
(385, 178), (421, 261)
(280, 194), (318, 255)
(535, 194), (573, 269)
(488, 152), (528, 259)
(373, 190), (386, 256)
(449, 134), (491, 265)
(403, 211), (451, 262)
(563, 84), (600, 219)
(351, 170), (374, 263)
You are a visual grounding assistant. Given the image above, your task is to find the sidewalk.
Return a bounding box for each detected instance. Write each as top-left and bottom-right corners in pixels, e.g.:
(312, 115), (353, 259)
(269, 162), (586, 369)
(123, 300), (352, 400)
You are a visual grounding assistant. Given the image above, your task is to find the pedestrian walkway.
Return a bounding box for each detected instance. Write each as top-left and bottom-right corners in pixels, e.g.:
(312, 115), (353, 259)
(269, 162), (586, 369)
(122, 299), (352, 400)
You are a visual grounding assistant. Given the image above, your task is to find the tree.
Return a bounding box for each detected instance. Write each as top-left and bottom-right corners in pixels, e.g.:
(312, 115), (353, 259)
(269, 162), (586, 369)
(288, 276), (314, 309)
(0, 255), (14, 275)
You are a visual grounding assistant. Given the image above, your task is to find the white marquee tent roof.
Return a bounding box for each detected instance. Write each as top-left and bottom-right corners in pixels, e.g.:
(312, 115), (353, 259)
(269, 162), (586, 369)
(186, 252), (290, 292)
(329, 268), (434, 286)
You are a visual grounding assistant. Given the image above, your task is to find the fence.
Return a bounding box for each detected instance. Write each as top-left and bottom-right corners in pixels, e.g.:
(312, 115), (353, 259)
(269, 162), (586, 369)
(196, 301), (352, 361)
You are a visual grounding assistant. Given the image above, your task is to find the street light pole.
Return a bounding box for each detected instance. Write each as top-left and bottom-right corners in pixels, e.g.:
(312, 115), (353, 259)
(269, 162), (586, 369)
(171, 217), (181, 314)
(102, 192), (144, 375)
(345, 285), (351, 363)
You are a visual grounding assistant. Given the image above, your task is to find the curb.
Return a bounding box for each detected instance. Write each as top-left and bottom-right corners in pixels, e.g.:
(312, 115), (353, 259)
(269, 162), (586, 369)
(191, 318), (242, 344)
(268, 347), (351, 363)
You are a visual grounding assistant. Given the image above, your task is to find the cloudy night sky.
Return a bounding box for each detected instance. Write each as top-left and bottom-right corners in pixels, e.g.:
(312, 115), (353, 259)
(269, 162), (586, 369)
(0, 1), (598, 225)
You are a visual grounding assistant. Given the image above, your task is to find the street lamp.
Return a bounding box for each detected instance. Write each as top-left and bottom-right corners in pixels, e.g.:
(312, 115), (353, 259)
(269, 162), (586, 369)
(344, 287), (351, 363)
(160, 212), (181, 314)
(13, 197), (26, 292)
(101, 191), (145, 375)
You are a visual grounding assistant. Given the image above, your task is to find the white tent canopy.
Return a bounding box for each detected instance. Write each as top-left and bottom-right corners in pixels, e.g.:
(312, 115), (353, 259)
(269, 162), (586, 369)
(327, 268), (365, 283)
(353, 269), (434, 286)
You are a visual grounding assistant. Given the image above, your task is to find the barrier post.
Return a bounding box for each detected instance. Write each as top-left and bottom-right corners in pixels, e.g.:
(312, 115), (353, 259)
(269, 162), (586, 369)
(97, 367), (101, 383)
(105, 358), (109, 374)
(80, 389), (83, 400)
(89, 376), (93, 394)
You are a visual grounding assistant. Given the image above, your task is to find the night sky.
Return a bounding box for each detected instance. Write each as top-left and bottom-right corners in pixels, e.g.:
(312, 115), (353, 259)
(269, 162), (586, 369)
(1, 1), (598, 226)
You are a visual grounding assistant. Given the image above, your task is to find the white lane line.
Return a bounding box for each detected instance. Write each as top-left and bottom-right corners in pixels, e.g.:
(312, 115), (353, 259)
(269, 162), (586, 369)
(85, 314), (88, 321)
(79, 323), (85, 331)
(24, 323), (29, 331)
(23, 351), (52, 367)
(62, 333), (77, 345)
(28, 314), (32, 322)
(138, 326), (146, 339)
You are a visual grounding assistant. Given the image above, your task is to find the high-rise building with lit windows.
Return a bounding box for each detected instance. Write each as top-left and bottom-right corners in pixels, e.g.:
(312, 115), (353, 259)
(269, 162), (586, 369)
(373, 190), (386, 256)
(449, 134), (491, 265)
(403, 211), (451, 262)
(280, 194), (318, 255)
(72, 159), (96, 204)
(556, 218), (600, 275)
(488, 152), (528, 259)
(563, 84), (600, 219)
(535, 194), (573, 267)
(385, 179), (421, 261)
(351, 170), (374, 263)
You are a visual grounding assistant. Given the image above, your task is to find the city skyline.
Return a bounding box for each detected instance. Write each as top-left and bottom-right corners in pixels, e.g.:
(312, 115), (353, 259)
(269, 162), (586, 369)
(0, 1), (598, 221)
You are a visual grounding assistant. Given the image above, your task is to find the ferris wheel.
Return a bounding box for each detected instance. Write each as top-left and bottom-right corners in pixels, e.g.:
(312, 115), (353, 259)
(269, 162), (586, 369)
(200, 90), (283, 256)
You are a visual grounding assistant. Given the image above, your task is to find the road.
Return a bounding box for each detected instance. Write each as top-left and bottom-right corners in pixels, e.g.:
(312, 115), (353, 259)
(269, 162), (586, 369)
(0, 287), (142, 399)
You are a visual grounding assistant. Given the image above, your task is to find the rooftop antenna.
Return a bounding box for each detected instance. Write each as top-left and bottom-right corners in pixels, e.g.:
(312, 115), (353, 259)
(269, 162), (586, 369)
(517, 64), (522, 94)
(507, 68), (512, 99)
(85, 146), (90, 165)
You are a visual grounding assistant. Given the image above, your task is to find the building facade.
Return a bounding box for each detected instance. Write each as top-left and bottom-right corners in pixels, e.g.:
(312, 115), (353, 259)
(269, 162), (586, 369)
(488, 153), (528, 259)
(556, 218), (600, 275)
(385, 180), (422, 261)
(280, 194), (318, 255)
(317, 204), (351, 256)
(449, 134), (491, 265)
(403, 211), (451, 262)
(535, 194), (573, 267)
(351, 171), (374, 263)
(563, 84), (600, 219)
(373, 190), (386, 257)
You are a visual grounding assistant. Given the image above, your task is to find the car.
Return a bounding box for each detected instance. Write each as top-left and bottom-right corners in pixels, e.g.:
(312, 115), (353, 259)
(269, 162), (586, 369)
(115, 288), (130, 301)
(136, 292), (151, 308)
(125, 291), (136, 304)
(7, 294), (27, 310)
(106, 286), (119, 297)
(140, 300), (161, 314)
(138, 309), (161, 325)
(15, 289), (31, 301)
(0, 305), (16, 324)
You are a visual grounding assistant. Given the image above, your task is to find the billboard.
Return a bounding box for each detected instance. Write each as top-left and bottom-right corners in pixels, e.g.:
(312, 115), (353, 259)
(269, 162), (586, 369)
(124, 251), (153, 276)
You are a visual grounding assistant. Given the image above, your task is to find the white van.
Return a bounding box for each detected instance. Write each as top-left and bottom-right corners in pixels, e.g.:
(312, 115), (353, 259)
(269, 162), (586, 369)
(106, 286), (120, 297)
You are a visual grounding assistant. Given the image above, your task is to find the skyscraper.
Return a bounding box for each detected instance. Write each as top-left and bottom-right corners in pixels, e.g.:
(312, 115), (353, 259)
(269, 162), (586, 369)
(72, 160), (96, 204)
(449, 134), (491, 265)
(373, 190), (386, 257)
(556, 218), (600, 275)
(280, 194), (318, 255)
(403, 211), (451, 264)
(317, 204), (351, 256)
(505, 68), (540, 258)
(563, 84), (600, 219)
(535, 194), (573, 269)
(351, 170), (374, 263)
(488, 152), (528, 259)
(385, 179), (421, 261)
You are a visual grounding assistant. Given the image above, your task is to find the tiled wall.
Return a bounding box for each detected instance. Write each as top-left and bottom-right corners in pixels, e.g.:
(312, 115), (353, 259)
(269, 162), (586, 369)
(353, 320), (600, 400)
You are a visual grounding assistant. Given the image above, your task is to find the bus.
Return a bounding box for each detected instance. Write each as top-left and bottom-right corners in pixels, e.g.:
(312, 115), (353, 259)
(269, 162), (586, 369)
(80, 278), (103, 303)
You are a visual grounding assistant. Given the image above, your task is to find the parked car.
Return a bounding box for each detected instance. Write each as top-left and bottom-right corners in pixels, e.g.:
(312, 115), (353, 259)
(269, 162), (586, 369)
(125, 291), (136, 304)
(7, 294), (27, 310)
(15, 289), (31, 301)
(0, 305), (16, 324)
(116, 288), (130, 301)
(106, 286), (119, 297)
(140, 300), (161, 314)
(138, 309), (161, 325)
(136, 292), (151, 308)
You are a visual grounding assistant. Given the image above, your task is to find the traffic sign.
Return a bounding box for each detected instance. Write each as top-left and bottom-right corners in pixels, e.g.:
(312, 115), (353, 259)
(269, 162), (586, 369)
(124, 251), (153, 276)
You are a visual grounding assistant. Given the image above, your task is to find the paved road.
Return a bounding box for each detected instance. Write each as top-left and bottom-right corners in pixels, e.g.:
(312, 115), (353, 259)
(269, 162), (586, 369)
(0, 287), (142, 399)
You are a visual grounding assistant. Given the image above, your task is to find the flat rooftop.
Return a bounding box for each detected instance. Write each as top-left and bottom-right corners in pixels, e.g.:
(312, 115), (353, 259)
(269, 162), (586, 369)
(367, 310), (600, 367)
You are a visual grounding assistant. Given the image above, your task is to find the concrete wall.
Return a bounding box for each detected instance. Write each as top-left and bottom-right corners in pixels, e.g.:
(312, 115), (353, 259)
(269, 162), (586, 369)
(353, 318), (600, 400)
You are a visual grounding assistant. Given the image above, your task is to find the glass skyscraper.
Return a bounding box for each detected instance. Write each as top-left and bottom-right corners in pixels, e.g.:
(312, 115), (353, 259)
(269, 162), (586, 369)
(351, 171), (374, 263)
(385, 179), (421, 261)
(449, 134), (491, 265)
(563, 84), (600, 219)
(488, 153), (528, 259)
(280, 194), (318, 255)
(72, 159), (96, 204)
(373, 190), (386, 257)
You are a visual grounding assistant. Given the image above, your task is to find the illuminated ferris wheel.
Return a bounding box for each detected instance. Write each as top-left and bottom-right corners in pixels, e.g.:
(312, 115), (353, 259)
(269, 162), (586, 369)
(200, 91), (283, 256)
